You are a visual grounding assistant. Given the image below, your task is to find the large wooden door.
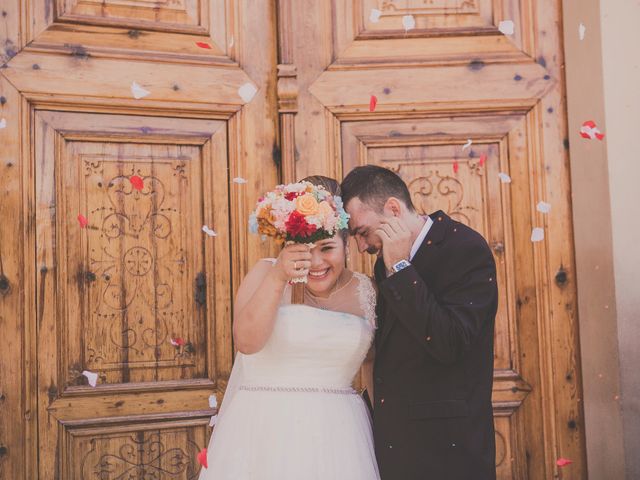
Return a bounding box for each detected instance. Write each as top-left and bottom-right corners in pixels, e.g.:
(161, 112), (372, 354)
(0, 0), (278, 478)
(280, 1), (586, 479)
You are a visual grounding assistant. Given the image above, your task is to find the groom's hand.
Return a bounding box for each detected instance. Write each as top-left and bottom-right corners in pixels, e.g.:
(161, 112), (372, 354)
(375, 217), (413, 272)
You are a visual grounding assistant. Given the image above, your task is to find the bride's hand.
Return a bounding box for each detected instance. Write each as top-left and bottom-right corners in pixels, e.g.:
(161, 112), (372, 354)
(273, 243), (312, 282)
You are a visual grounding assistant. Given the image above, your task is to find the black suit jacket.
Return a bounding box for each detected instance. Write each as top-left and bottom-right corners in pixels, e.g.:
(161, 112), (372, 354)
(372, 211), (498, 480)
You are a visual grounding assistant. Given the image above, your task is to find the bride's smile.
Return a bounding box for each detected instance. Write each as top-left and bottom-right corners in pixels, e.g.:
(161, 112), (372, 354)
(306, 237), (348, 298)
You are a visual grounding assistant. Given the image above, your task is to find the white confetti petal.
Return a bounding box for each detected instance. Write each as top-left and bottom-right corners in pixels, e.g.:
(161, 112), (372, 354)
(579, 22), (586, 41)
(233, 177), (248, 184)
(537, 201), (552, 213)
(402, 15), (416, 32)
(531, 227), (545, 242)
(209, 394), (218, 409)
(209, 414), (218, 427)
(498, 172), (512, 183)
(202, 225), (217, 237)
(131, 81), (151, 99)
(238, 83), (258, 103)
(369, 8), (382, 23)
(462, 139), (472, 151)
(0, 118), (6, 129)
(82, 370), (99, 387)
(498, 20), (515, 35)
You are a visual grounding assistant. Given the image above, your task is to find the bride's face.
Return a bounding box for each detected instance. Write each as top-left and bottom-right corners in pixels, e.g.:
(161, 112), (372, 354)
(306, 237), (346, 296)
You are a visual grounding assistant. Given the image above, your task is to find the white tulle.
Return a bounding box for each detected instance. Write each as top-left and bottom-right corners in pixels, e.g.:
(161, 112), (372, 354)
(198, 274), (379, 480)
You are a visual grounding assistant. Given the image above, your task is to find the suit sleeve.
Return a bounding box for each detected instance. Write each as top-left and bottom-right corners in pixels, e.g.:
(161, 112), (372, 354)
(378, 238), (497, 365)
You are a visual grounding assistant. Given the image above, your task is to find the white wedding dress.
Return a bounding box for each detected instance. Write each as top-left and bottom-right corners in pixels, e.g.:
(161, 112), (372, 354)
(198, 267), (380, 479)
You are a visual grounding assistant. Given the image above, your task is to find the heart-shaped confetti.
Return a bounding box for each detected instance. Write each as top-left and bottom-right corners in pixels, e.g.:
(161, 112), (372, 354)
(579, 23), (586, 41)
(453, 161), (459, 174)
(479, 154), (487, 167)
(238, 83), (258, 103)
(462, 139), (472, 151)
(0, 118), (7, 129)
(498, 172), (512, 183)
(580, 120), (605, 140)
(537, 201), (551, 213)
(209, 394), (218, 409)
(369, 95), (377, 112)
(82, 370), (98, 387)
(196, 41), (212, 49)
(209, 414), (218, 427)
(170, 337), (185, 347)
(402, 15), (416, 32)
(202, 225), (217, 237)
(131, 81), (151, 100)
(233, 177), (248, 184)
(556, 458), (573, 467)
(370, 8), (382, 23)
(531, 227), (545, 242)
(197, 448), (208, 468)
(77, 214), (89, 228)
(499, 20), (515, 35)
(129, 175), (144, 191)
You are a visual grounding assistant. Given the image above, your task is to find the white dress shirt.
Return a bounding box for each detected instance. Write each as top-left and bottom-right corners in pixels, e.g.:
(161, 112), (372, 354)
(409, 216), (434, 261)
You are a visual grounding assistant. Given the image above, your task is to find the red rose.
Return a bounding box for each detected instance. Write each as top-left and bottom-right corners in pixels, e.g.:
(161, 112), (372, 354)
(285, 211), (317, 238)
(284, 191), (300, 201)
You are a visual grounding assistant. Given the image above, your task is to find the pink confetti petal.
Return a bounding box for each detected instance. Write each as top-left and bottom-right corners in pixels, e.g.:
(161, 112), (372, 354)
(479, 154), (486, 167)
(170, 337), (185, 347)
(580, 120), (605, 140)
(196, 41), (212, 49)
(556, 458), (573, 467)
(369, 95), (377, 112)
(453, 161), (459, 174)
(77, 214), (89, 228)
(130, 175), (144, 191)
(82, 370), (98, 387)
(197, 448), (208, 468)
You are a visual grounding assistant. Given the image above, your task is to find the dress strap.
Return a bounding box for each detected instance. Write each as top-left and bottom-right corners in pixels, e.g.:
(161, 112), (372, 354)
(353, 272), (377, 329)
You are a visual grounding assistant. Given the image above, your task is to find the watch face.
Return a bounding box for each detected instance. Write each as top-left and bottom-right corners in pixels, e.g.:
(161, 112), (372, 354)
(393, 260), (410, 272)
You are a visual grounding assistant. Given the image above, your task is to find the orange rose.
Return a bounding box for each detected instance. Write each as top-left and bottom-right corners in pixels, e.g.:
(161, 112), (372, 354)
(296, 194), (319, 216)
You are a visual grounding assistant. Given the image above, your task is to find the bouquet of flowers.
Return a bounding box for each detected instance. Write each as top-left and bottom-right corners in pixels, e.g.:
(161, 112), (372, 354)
(249, 181), (349, 281)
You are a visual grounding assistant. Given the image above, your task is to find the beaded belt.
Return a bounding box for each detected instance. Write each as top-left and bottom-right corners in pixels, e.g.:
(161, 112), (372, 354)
(239, 385), (356, 395)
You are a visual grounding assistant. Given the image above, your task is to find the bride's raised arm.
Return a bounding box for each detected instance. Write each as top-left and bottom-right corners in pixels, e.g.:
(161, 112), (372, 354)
(233, 243), (311, 354)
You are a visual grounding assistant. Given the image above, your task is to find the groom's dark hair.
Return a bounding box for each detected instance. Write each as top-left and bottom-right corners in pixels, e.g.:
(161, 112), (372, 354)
(341, 165), (415, 213)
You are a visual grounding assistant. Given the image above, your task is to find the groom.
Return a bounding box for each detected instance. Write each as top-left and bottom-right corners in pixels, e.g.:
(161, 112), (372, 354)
(341, 165), (498, 480)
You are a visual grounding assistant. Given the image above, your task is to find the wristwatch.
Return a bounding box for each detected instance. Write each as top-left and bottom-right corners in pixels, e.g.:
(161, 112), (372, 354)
(391, 259), (411, 273)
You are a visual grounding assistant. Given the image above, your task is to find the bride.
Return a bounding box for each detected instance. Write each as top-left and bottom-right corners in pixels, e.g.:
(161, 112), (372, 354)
(198, 176), (380, 479)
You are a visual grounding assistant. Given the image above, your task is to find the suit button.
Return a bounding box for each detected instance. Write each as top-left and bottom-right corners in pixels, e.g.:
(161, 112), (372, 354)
(388, 445), (393, 449)
(426, 336), (432, 342)
(380, 398), (385, 405)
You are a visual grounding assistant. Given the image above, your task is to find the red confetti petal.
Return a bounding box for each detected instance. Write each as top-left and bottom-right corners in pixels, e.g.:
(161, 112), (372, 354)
(171, 337), (185, 347)
(77, 214), (88, 229)
(197, 448), (208, 468)
(479, 154), (487, 167)
(556, 458), (573, 467)
(580, 120), (605, 140)
(196, 42), (212, 49)
(369, 95), (377, 112)
(130, 175), (144, 191)
(453, 161), (459, 174)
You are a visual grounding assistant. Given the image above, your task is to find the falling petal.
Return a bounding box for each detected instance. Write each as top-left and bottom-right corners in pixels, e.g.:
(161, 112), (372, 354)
(233, 177), (248, 184)
(370, 8), (382, 23)
(82, 370), (99, 387)
(209, 414), (218, 427)
(202, 225), (217, 237)
(131, 81), (151, 99)
(498, 20), (515, 35)
(196, 41), (212, 49)
(197, 448), (208, 468)
(479, 154), (487, 167)
(209, 394), (218, 409)
(402, 15), (416, 32)
(453, 161), (459, 174)
(580, 120), (605, 140)
(369, 95), (377, 112)
(462, 139), (472, 151)
(0, 118), (6, 129)
(556, 458), (573, 467)
(170, 337), (185, 347)
(537, 201), (552, 213)
(77, 214), (89, 229)
(579, 23), (586, 41)
(531, 227), (544, 242)
(129, 175), (144, 191)
(498, 172), (512, 183)
(238, 83), (258, 103)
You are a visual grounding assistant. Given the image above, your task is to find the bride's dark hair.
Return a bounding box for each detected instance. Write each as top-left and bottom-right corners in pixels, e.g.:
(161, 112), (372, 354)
(300, 175), (349, 244)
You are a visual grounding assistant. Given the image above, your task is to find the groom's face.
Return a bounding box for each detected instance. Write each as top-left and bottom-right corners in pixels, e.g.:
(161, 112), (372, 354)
(346, 197), (385, 257)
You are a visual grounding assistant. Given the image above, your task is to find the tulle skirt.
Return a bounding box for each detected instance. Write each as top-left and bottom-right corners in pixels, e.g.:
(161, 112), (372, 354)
(198, 388), (380, 479)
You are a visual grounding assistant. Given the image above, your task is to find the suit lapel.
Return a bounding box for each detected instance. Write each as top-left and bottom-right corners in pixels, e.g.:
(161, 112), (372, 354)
(375, 211), (450, 351)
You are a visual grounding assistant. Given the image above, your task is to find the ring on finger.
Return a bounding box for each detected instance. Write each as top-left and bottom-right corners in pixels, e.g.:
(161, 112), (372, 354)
(293, 261), (298, 270)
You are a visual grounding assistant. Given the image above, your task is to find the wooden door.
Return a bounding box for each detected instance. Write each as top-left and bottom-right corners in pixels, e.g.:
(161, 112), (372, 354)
(279, 0), (586, 478)
(0, 0), (278, 478)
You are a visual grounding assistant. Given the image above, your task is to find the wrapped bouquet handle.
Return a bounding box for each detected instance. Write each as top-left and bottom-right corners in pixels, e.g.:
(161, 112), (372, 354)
(249, 181), (350, 305)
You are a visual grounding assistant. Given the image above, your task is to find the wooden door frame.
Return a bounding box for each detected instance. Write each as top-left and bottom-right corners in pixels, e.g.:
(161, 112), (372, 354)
(561, 0), (627, 477)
